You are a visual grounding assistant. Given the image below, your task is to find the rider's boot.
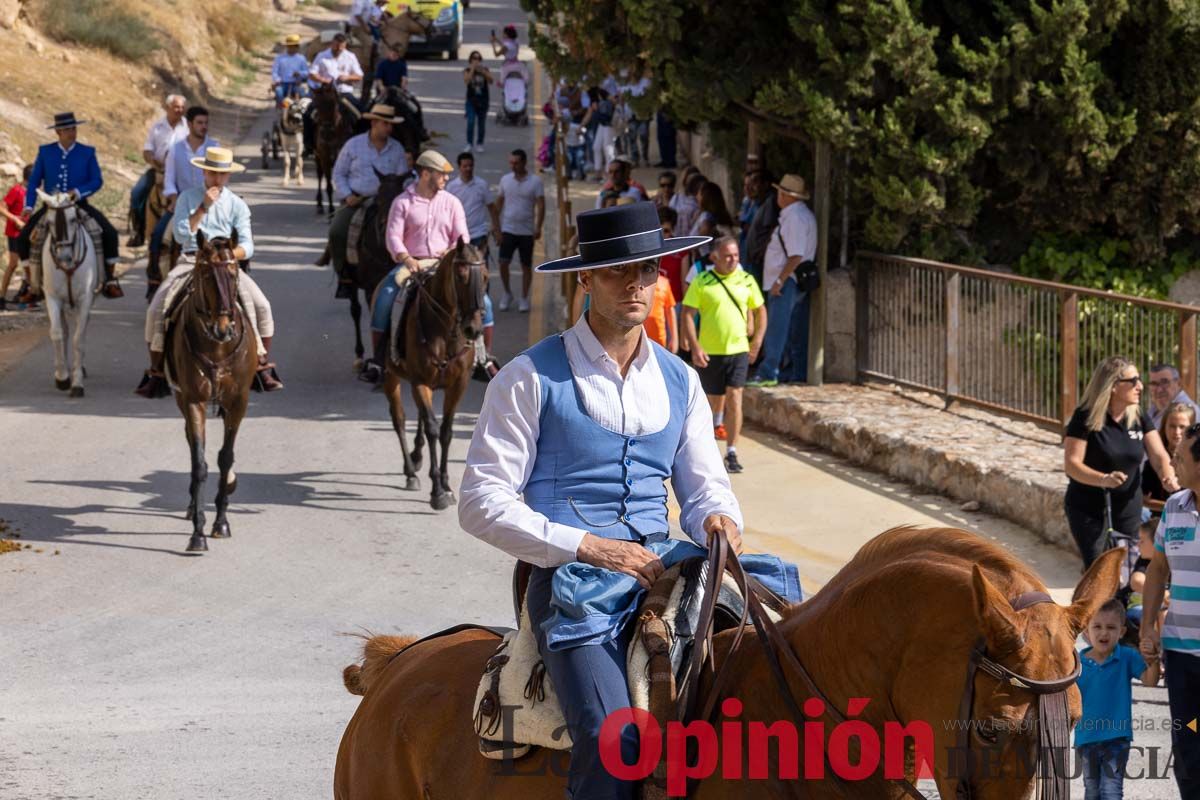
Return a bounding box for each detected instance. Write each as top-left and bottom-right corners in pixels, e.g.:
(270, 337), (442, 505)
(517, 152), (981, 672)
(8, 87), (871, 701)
(100, 261), (124, 299)
(134, 349), (169, 398)
(335, 262), (357, 299)
(254, 335), (285, 392)
(358, 330), (384, 384)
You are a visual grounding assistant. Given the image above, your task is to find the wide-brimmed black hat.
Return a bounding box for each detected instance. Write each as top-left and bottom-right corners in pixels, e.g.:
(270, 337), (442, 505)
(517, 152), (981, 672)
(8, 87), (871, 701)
(47, 112), (87, 130)
(535, 201), (709, 273)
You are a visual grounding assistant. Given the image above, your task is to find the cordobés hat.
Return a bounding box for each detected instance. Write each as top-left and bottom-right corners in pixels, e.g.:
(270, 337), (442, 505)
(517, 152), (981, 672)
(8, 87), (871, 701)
(283, 33), (302, 46)
(48, 112), (87, 130)
(773, 174), (810, 200)
(190, 146), (246, 174)
(535, 201), (710, 273)
(361, 103), (404, 123)
(415, 150), (454, 174)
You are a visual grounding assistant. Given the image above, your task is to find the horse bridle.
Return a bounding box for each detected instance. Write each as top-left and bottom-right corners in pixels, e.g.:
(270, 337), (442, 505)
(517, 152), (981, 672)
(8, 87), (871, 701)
(691, 539), (1081, 800)
(411, 256), (485, 377)
(182, 249), (247, 397)
(49, 205), (89, 308)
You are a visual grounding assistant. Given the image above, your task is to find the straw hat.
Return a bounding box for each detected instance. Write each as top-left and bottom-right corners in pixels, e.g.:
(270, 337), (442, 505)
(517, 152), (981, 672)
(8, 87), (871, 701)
(535, 201), (709, 273)
(190, 147), (246, 174)
(361, 103), (404, 123)
(773, 174), (810, 200)
(415, 150), (454, 174)
(283, 33), (302, 46)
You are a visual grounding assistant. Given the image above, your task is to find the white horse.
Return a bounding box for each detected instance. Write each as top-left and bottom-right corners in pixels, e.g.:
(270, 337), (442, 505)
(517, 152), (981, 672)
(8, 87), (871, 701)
(281, 97), (308, 187)
(36, 189), (98, 398)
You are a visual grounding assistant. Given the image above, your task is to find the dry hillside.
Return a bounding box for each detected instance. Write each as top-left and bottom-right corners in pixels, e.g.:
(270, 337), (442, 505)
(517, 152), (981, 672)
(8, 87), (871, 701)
(0, 0), (299, 214)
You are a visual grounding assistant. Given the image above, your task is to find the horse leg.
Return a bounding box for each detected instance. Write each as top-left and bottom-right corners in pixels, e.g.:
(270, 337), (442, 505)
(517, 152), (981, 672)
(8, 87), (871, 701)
(44, 295), (70, 390)
(282, 150), (291, 187)
(436, 373), (467, 507)
(67, 288), (92, 397)
(385, 370), (420, 491)
(184, 402), (209, 552)
(210, 395), (246, 539)
(410, 385), (426, 472)
(414, 384), (448, 510)
(349, 289), (364, 369)
(316, 164), (325, 214)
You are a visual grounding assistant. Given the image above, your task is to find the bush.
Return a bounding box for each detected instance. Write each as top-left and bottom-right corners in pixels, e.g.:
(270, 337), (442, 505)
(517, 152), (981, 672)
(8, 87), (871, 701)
(38, 0), (159, 62)
(206, 1), (270, 55)
(1015, 234), (1200, 300)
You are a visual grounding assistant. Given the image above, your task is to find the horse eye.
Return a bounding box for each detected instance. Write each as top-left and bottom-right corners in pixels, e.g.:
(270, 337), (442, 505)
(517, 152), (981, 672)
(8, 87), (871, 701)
(973, 720), (1002, 746)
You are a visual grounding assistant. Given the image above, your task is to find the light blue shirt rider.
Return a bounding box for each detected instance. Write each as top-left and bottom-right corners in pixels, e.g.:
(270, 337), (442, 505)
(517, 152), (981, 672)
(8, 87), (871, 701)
(172, 185), (254, 259)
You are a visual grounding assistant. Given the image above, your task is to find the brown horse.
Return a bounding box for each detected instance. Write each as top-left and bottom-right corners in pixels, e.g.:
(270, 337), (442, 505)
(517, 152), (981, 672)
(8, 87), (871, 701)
(312, 84), (353, 216)
(165, 234), (258, 553)
(334, 526), (1122, 798)
(377, 239), (484, 510)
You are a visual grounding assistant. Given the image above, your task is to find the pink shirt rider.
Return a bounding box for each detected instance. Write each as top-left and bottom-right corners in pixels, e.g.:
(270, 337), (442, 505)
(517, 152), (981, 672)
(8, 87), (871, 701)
(385, 183), (470, 261)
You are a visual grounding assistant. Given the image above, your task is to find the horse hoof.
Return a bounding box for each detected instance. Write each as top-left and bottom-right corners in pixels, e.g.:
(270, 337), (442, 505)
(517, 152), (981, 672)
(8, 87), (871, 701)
(352, 358), (364, 372)
(55, 378), (70, 391)
(186, 534), (208, 552)
(68, 386), (84, 398)
(210, 521), (231, 539)
(430, 493), (452, 511)
(405, 476), (420, 491)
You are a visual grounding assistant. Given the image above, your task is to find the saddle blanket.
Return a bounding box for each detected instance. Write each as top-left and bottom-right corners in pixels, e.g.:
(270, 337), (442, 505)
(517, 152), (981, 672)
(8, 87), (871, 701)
(29, 212), (104, 293)
(472, 555), (794, 760)
(344, 196), (376, 267)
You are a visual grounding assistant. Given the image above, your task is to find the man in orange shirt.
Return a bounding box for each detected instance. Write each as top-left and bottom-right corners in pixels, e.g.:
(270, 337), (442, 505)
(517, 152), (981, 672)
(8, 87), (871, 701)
(642, 271), (677, 352)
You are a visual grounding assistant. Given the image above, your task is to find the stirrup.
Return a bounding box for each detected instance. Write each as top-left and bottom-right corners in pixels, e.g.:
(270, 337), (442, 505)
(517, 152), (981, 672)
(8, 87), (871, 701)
(358, 359), (382, 384)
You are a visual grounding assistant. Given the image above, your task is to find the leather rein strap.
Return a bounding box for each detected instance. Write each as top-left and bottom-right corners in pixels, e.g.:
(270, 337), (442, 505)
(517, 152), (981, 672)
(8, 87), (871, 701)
(690, 538), (1081, 799)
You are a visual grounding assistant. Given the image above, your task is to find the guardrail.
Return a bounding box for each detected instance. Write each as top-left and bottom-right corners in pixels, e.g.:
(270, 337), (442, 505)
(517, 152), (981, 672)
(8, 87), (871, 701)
(855, 252), (1199, 428)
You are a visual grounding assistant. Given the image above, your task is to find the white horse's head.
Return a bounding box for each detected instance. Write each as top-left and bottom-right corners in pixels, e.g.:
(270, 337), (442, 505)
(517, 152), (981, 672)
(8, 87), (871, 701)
(36, 188), (76, 210)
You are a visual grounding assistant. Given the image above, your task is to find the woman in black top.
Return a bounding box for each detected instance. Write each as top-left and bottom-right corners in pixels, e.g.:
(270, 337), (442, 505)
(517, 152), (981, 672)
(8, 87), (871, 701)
(1063, 356), (1178, 567)
(1143, 401), (1196, 511)
(462, 50), (492, 152)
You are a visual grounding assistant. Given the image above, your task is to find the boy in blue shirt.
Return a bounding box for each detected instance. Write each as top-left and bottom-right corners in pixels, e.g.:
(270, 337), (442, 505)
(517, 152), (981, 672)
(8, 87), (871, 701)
(1075, 598), (1160, 798)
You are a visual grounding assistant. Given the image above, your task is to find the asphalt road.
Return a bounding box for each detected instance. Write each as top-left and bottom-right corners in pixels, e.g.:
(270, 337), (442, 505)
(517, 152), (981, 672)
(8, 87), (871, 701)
(0, 2), (1180, 797)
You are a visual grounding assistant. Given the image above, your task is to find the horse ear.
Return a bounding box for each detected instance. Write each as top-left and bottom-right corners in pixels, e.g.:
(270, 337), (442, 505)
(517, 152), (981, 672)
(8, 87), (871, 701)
(196, 230), (207, 251)
(1066, 548), (1124, 637)
(456, 237), (465, 255)
(971, 565), (1023, 655)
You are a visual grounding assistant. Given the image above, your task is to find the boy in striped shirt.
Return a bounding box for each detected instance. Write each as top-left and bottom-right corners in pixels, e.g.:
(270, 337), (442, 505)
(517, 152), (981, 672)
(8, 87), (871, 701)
(1141, 421), (1200, 796)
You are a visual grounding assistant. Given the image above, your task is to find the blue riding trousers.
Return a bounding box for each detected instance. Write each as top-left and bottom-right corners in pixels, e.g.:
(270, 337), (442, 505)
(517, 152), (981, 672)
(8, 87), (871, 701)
(527, 565), (641, 800)
(131, 169), (154, 215)
(371, 265), (404, 333)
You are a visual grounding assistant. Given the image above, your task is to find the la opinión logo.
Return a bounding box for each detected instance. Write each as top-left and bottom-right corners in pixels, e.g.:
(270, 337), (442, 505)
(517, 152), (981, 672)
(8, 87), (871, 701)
(597, 697), (934, 796)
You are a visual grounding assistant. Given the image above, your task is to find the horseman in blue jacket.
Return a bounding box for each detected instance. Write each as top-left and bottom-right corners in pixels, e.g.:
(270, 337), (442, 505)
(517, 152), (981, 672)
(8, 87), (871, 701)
(15, 112), (123, 298)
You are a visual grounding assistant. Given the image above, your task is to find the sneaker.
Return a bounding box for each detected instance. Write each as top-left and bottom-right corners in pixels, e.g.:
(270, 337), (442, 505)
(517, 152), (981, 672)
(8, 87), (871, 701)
(714, 424), (727, 441)
(746, 376), (778, 388)
(518, 297), (531, 313)
(474, 143), (485, 153)
(724, 451), (744, 473)
(498, 293), (513, 312)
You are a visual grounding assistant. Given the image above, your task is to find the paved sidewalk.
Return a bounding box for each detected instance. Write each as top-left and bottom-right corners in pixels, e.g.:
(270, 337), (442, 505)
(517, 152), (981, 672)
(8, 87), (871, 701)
(745, 381), (1074, 551)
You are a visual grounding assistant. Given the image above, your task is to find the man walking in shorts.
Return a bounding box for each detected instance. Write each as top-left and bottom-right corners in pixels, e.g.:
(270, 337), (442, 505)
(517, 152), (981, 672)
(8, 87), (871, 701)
(493, 148), (544, 312)
(681, 236), (766, 473)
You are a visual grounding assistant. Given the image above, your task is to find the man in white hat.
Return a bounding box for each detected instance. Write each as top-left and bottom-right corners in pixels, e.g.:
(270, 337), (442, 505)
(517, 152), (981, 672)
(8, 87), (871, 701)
(272, 34), (310, 108)
(327, 103), (407, 299)
(135, 147), (283, 397)
(747, 173), (817, 387)
(458, 200), (745, 800)
(359, 149), (468, 382)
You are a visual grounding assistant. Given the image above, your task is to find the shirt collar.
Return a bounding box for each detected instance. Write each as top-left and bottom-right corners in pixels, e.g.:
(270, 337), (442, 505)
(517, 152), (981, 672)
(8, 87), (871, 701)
(572, 313), (651, 371)
(58, 142), (76, 156)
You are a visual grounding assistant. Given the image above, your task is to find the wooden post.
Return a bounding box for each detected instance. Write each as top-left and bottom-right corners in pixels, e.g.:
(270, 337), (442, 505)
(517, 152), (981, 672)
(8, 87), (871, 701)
(1181, 311), (1198, 400)
(855, 255), (869, 383)
(1061, 292), (1079, 423)
(807, 139), (832, 385)
(945, 272), (960, 403)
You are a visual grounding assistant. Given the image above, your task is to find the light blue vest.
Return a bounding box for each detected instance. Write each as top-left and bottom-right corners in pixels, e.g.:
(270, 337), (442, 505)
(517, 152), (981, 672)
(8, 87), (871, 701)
(524, 334), (688, 541)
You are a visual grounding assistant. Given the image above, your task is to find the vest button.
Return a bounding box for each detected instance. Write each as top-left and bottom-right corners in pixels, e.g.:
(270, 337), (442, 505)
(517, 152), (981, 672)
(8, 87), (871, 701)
(629, 439), (637, 446)
(626, 478), (633, 486)
(624, 458), (632, 466)
(623, 514), (631, 522)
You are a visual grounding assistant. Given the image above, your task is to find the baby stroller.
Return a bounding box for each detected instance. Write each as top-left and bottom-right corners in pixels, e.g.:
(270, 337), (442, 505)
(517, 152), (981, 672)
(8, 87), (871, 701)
(496, 61), (529, 126)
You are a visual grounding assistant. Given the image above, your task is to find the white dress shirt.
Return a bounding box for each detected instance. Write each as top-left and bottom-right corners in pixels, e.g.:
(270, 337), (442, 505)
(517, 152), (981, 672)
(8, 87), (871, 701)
(310, 48), (364, 95)
(459, 316), (742, 568)
(143, 116), (188, 164)
(163, 136), (218, 198)
(763, 200), (818, 288)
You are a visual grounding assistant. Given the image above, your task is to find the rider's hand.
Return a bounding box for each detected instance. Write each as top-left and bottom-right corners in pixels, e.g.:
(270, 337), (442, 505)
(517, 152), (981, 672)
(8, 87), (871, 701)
(345, 193), (362, 207)
(576, 533), (664, 590)
(203, 185), (222, 210)
(691, 345), (709, 368)
(704, 514), (743, 556)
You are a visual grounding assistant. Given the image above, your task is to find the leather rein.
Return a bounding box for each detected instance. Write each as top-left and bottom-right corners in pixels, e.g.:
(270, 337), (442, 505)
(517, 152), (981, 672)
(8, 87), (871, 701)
(688, 537), (1081, 799)
(410, 259), (483, 379)
(49, 205), (90, 308)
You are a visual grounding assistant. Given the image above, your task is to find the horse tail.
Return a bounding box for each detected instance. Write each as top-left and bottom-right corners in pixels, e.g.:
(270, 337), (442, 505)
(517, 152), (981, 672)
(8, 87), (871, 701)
(342, 633), (420, 695)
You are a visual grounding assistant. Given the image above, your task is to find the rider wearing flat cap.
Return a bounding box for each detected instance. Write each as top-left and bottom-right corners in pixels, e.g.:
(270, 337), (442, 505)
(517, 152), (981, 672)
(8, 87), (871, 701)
(458, 201), (744, 800)
(16, 112), (124, 298)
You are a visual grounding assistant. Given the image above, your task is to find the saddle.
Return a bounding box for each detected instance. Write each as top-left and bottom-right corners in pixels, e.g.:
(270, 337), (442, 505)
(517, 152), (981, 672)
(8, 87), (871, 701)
(471, 556), (787, 762)
(386, 267), (437, 365)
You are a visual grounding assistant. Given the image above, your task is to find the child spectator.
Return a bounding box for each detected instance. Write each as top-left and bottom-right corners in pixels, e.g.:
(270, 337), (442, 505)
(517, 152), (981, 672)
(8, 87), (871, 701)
(1075, 598), (1160, 799)
(1126, 520), (1169, 629)
(643, 271), (677, 353)
(566, 120), (587, 181)
(1, 164), (33, 310)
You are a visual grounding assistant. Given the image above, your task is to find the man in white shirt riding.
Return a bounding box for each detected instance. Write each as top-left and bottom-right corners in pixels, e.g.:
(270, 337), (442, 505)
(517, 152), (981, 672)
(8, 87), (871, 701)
(459, 201), (739, 800)
(309, 33), (364, 120)
(128, 94), (187, 248)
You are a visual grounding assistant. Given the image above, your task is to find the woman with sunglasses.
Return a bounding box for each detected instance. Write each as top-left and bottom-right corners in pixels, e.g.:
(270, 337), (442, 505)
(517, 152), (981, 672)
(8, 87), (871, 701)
(1064, 356), (1180, 567)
